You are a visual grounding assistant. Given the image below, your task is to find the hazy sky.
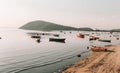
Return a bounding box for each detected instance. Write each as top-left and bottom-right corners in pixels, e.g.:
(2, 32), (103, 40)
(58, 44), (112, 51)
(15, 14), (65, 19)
(0, 0), (120, 29)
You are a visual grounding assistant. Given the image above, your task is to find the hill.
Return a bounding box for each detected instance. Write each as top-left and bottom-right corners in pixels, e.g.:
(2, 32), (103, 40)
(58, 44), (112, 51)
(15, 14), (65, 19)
(19, 20), (93, 31)
(78, 27), (93, 31)
(110, 29), (120, 32)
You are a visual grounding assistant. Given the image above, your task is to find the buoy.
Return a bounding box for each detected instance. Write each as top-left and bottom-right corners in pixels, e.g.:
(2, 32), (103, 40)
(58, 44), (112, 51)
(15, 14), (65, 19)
(77, 54), (81, 57)
(42, 33), (45, 35)
(117, 38), (119, 40)
(87, 46), (89, 49)
(37, 39), (40, 43)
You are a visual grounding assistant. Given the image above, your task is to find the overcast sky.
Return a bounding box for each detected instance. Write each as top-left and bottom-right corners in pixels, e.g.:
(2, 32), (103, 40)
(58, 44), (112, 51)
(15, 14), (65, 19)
(0, 0), (120, 29)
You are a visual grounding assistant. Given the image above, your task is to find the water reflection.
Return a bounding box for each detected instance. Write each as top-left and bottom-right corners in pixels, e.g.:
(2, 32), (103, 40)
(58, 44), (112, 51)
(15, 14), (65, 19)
(0, 29), (119, 73)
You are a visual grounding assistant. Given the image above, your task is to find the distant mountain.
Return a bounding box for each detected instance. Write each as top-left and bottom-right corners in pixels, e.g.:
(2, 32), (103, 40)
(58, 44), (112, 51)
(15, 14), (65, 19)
(110, 29), (120, 32)
(78, 27), (93, 31)
(19, 20), (93, 31)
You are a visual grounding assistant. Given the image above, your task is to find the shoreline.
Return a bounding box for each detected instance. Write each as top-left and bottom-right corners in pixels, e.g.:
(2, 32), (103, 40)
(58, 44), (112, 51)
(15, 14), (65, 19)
(62, 45), (119, 73)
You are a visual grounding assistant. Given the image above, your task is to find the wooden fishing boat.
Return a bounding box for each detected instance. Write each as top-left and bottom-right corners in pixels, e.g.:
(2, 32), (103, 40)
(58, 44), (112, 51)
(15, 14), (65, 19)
(98, 39), (111, 43)
(77, 34), (85, 38)
(49, 38), (65, 43)
(53, 34), (59, 37)
(91, 46), (107, 52)
(31, 36), (41, 38)
(89, 36), (99, 41)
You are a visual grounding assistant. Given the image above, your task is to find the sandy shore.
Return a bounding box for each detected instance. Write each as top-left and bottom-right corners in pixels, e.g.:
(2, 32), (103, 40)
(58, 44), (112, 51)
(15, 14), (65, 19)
(62, 45), (120, 73)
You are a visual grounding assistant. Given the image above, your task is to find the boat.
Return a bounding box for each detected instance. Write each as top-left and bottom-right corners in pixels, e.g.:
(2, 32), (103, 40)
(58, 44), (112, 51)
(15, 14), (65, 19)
(91, 46), (107, 52)
(49, 38), (65, 43)
(89, 36), (99, 41)
(77, 34), (85, 38)
(53, 34), (59, 37)
(31, 35), (41, 38)
(98, 39), (111, 43)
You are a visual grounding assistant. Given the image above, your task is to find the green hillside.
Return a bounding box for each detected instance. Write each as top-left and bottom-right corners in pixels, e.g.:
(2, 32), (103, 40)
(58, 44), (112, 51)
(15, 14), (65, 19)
(19, 20), (93, 31)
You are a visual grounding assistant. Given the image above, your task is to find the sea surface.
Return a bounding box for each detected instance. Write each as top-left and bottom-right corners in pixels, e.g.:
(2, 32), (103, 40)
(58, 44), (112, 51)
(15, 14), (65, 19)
(0, 28), (119, 73)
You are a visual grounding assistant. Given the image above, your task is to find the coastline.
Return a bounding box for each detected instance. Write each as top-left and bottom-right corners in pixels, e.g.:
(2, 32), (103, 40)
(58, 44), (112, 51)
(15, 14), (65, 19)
(62, 45), (120, 73)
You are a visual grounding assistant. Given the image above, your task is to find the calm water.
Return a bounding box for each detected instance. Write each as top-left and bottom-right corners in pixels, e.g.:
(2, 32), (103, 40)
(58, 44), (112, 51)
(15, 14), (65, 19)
(0, 29), (119, 73)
